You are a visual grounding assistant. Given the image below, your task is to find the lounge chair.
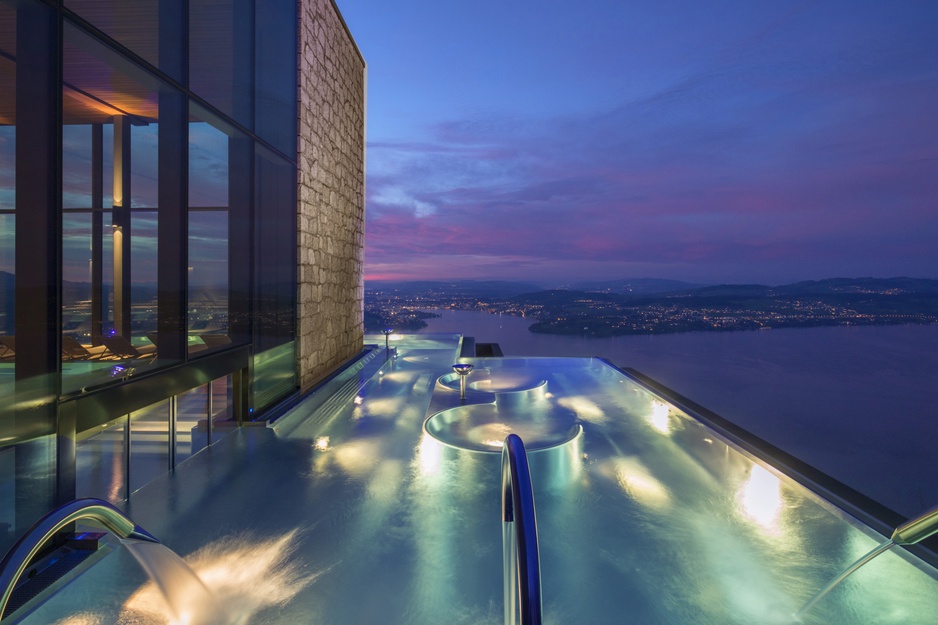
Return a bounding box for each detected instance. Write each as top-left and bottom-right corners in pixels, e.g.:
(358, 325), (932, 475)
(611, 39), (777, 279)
(0, 336), (14, 361)
(103, 335), (157, 360)
(61, 335), (108, 361)
(200, 334), (232, 348)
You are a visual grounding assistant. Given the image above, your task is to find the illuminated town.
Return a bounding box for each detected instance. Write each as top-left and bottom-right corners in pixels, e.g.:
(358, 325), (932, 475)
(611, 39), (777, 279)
(365, 278), (938, 336)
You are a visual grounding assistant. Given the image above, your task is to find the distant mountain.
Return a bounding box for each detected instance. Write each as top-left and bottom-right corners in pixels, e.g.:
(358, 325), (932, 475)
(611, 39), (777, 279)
(665, 284), (773, 298)
(564, 278), (703, 295)
(366, 280), (545, 299)
(511, 289), (618, 305)
(510, 277), (938, 337)
(770, 277), (938, 295)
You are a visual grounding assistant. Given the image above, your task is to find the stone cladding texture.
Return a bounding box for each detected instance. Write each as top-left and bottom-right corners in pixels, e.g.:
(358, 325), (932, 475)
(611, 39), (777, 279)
(297, 0), (365, 392)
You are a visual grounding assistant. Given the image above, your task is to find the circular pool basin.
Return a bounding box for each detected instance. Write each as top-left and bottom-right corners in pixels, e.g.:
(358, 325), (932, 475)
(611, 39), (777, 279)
(424, 403), (580, 453)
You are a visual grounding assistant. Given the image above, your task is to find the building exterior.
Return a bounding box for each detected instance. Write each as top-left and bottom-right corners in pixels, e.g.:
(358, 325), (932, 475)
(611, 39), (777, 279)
(0, 0), (365, 555)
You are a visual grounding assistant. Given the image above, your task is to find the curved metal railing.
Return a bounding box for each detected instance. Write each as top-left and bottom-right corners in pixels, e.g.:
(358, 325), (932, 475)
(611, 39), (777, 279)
(0, 498), (159, 620)
(501, 434), (543, 625)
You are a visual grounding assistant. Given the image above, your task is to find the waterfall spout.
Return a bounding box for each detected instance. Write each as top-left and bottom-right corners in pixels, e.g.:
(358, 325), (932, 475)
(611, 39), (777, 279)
(797, 503), (938, 619)
(0, 498), (158, 619)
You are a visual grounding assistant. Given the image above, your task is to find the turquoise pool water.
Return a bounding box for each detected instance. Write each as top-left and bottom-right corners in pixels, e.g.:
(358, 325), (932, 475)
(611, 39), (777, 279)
(11, 333), (938, 624)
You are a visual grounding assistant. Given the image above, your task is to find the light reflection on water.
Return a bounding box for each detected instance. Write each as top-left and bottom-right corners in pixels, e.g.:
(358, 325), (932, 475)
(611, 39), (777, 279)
(738, 464), (783, 530)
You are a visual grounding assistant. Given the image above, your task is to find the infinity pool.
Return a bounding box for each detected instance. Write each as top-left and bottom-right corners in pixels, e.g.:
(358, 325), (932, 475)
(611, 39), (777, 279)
(12, 334), (938, 624)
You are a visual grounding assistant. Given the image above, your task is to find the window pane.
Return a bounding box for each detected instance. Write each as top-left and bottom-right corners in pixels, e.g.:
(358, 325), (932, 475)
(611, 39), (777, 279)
(76, 415), (128, 504)
(0, 446), (13, 554)
(64, 0), (161, 74)
(130, 209), (158, 343)
(0, 3), (15, 446)
(255, 147), (296, 352)
(190, 0), (252, 127)
(0, 214), (12, 338)
(175, 386), (207, 463)
(189, 105), (237, 351)
(62, 212), (93, 340)
(0, 124), (11, 211)
(62, 124), (92, 208)
(63, 22), (175, 383)
(131, 124), (159, 208)
(255, 0), (296, 155)
(189, 211), (228, 347)
(253, 145), (297, 407)
(129, 399), (169, 494)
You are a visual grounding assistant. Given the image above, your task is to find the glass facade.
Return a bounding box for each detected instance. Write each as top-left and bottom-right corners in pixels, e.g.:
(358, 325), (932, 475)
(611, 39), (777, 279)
(0, 0), (300, 554)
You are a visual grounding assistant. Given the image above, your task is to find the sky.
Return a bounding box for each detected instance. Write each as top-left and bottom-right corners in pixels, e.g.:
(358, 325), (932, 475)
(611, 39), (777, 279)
(336, 0), (938, 286)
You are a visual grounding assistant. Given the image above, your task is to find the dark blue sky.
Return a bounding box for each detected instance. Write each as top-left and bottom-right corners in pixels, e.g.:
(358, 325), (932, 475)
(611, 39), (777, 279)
(340, 0), (937, 284)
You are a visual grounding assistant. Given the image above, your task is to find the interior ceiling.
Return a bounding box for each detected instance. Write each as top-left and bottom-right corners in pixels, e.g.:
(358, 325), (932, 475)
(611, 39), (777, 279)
(0, 3), (14, 126)
(0, 0), (231, 127)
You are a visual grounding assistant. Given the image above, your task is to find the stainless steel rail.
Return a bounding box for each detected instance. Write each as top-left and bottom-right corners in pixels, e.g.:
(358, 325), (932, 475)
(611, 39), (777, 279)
(501, 434), (543, 625)
(0, 498), (159, 620)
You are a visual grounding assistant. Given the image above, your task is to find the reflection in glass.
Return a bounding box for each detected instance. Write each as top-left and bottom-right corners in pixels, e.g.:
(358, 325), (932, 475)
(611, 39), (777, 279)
(189, 121), (229, 208)
(211, 375), (235, 435)
(190, 0), (252, 127)
(129, 399), (169, 494)
(0, 214), (12, 338)
(0, 446), (13, 553)
(62, 212), (92, 336)
(255, 0), (296, 155)
(64, 0), (160, 72)
(131, 125), (159, 208)
(76, 415), (128, 504)
(189, 113), (231, 350)
(62, 21), (169, 388)
(129, 209), (158, 341)
(0, 3), (15, 428)
(189, 211), (228, 343)
(254, 341), (296, 413)
(176, 386), (207, 464)
(255, 148), (295, 352)
(0, 125), (12, 211)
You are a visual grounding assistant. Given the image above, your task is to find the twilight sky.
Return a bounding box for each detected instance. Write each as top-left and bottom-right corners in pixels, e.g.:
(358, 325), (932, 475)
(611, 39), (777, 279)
(337, 0), (937, 285)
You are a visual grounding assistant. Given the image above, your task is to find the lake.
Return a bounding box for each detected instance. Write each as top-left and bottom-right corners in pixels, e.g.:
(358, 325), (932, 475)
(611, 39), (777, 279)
(415, 310), (938, 519)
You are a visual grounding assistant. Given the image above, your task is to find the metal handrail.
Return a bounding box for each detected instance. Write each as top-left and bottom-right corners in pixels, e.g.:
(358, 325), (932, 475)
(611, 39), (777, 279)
(501, 434), (543, 625)
(0, 498), (159, 620)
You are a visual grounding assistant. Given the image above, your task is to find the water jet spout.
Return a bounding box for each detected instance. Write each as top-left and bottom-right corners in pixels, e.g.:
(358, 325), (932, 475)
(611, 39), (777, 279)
(796, 503), (938, 620)
(0, 498), (158, 619)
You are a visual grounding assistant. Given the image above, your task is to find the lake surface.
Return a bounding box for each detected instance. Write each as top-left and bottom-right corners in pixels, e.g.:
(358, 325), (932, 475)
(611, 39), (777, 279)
(415, 310), (938, 519)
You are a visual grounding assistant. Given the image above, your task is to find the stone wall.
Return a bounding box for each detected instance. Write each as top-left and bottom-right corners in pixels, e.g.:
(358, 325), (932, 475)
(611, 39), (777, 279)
(297, 0), (366, 392)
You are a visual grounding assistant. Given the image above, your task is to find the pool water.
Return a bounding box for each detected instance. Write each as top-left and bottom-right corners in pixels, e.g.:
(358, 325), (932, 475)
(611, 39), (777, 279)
(13, 334), (938, 624)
